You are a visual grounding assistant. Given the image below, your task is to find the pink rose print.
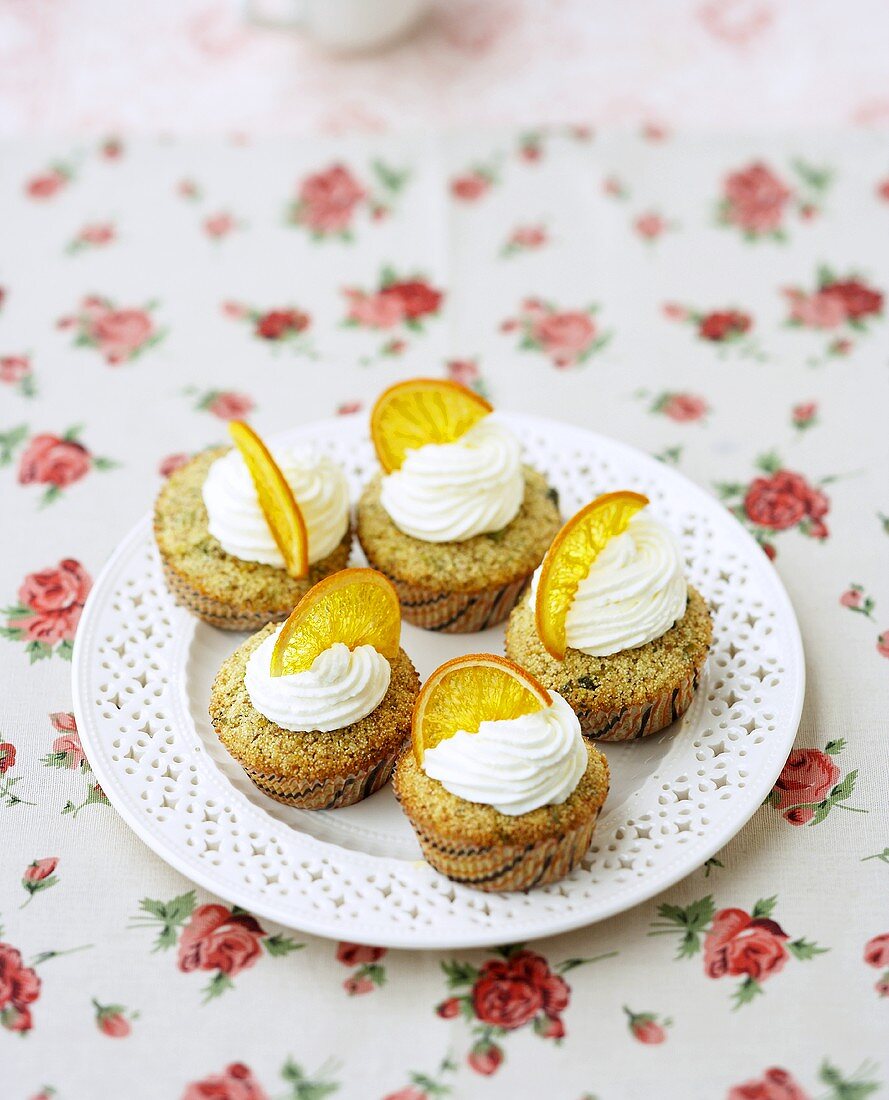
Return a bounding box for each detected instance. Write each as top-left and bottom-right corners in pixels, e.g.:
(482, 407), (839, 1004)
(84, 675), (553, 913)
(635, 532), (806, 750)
(59, 295), (165, 365)
(381, 280), (443, 321)
(839, 583), (875, 619)
(336, 401), (362, 416)
(186, 389), (255, 420)
(517, 130), (544, 162)
(41, 712), (105, 816)
(256, 310), (309, 341)
(716, 454), (833, 558)
(704, 908), (789, 983)
(178, 904), (266, 979)
(1, 355), (30, 385)
(770, 747), (844, 826)
(100, 136), (124, 160)
(468, 1043), (504, 1076)
(0, 741), (34, 809)
(505, 298), (610, 368)
(744, 471), (828, 533)
(93, 998), (136, 1038)
(21, 857), (59, 907)
(344, 290), (406, 330)
(445, 358), (490, 399)
(784, 289), (847, 330)
(864, 933), (889, 998)
(783, 267), (883, 361)
(623, 1006), (671, 1044)
(336, 942), (385, 966)
(132, 891), (302, 1000)
(718, 159), (833, 240)
(864, 933), (889, 968)
(159, 452), (191, 478)
(43, 711), (89, 771)
(727, 1067), (810, 1100)
(66, 222), (116, 254)
(177, 178), (202, 201)
(342, 976), (373, 996)
(181, 1058), (338, 1100)
(646, 392), (708, 423)
(25, 164), (72, 200)
(291, 163), (366, 235)
(791, 402), (818, 432)
(877, 177), (889, 202)
(603, 174), (630, 200)
(472, 951), (569, 1030)
(288, 160), (408, 239)
(451, 167), (498, 202)
(501, 223), (549, 257)
(2, 558), (92, 662)
(699, 310), (752, 342)
(17, 427), (116, 505)
(650, 895), (826, 1007)
(437, 945), (613, 1075)
(336, 942), (387, 995)
(224, 302), (312, 352)
(663, 302), (762, 359)
(642, 120), (669, 141)
(18, 432), (90, 487)
(23, 857), (58, 882)
(0, 354), (35, 397)
(634, 212), (672, 241)
(203, 212), (238, 240)
(877, 630), (889, 659)
(343, 268), (443, 355)
(0, 742), (15, 773)
(182, 1063), (268, 1100)
(0, 943), (41, 1032)
(718, 162), (791, 239)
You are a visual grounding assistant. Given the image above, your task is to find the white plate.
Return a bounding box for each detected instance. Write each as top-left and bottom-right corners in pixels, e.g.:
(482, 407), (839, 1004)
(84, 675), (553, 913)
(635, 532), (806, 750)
(72, 414), (804, 949)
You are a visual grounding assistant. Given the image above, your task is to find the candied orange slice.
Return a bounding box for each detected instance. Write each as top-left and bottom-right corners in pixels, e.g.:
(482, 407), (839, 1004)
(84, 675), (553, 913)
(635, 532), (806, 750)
(412, 653), (551, 764)
(270, 568), (401, 677)
(228, 420), (308, 579)
(370, 378), (493, 473)
(535, 491), (650, 661)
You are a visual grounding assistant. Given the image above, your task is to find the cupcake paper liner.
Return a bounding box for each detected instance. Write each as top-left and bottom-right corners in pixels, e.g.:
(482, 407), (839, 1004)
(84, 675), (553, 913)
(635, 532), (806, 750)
(156, 525), (353, 633)
(362, 556), (532, 633)
(242, 744), (404, 810)
(158, 555), (291, 633)
(581, 665), (703, 742)
(408, 811), (601, 892)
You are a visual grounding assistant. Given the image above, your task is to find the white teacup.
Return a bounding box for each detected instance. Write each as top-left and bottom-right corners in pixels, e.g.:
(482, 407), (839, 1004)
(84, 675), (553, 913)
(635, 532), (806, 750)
(246, 0), (431, 53)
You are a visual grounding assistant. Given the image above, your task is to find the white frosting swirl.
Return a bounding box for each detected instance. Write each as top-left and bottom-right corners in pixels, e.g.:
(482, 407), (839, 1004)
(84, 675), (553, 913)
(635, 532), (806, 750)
(421, 692), (586, 816)
(534, 511), (687, 657)
(379, 418), (523, 542)
(244, 633), (391, 733)
(203, 444), (349, 567)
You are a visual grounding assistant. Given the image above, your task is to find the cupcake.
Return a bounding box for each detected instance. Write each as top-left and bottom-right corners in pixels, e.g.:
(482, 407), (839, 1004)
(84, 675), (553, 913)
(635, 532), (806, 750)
(210, 568), (420, 809)
(357, 379), (561, 633)
(393, 654), (609, 891)
(505, 492), (713, 741)
(155, 421), (351, 631)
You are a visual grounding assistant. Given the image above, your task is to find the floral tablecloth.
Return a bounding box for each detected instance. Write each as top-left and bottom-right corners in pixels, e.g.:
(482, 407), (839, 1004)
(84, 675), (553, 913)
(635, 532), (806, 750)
(1, 128), (887, 1100)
